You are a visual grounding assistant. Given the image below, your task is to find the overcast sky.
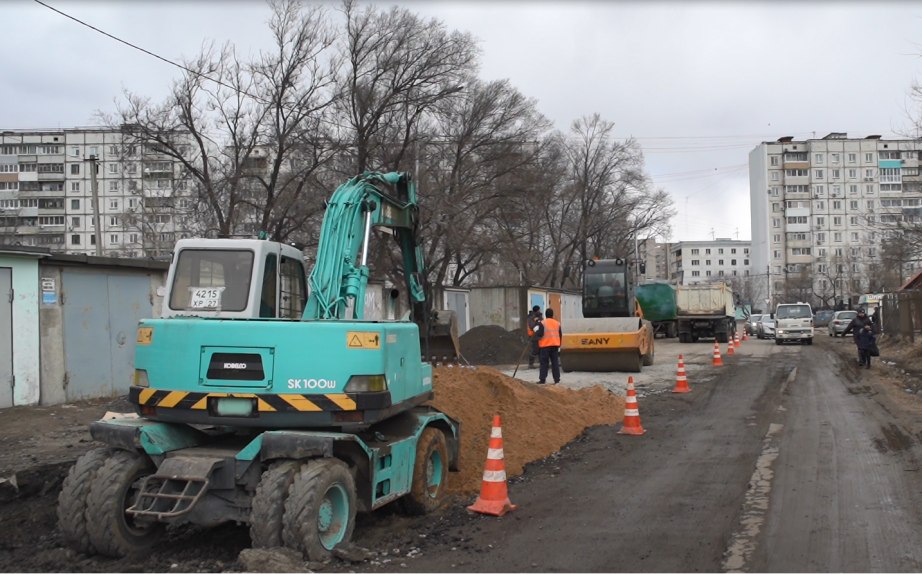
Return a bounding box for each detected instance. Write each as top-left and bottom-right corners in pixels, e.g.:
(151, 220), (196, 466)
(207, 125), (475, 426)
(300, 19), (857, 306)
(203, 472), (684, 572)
(4, 1), (922, 242)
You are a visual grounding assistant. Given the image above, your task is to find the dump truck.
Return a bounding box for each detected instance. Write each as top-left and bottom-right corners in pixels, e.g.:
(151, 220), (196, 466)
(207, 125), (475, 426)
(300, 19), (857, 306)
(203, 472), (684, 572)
(57, 172), (460, 560)
(635, 282), (678, 338)
(560, 258), (654, 372)
(675, 282), (737, 343)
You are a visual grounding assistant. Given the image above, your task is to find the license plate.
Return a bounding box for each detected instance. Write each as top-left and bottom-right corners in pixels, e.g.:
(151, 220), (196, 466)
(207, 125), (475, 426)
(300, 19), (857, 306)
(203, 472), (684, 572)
(213, 397), (255, 417)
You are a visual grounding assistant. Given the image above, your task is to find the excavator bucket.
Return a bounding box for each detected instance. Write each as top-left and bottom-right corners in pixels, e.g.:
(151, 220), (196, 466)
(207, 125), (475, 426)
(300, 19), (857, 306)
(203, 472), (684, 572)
(559, 317), (654, 373)
(422, 309), (461, 364)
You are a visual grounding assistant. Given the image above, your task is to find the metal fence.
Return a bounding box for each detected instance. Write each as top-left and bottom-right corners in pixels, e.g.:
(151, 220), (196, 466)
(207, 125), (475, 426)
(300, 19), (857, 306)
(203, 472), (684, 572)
(882, 291), (922, 342)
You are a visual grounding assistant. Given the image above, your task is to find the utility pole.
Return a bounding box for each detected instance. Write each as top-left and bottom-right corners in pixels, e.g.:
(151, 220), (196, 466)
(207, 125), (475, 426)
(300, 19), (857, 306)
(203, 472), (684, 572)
(86, 155), (102, 256)
(766, 265), (772, 311)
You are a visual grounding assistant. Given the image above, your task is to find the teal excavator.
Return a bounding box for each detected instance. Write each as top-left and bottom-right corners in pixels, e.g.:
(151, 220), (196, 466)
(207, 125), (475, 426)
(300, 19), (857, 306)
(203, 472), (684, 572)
(57, 172), (460, 560)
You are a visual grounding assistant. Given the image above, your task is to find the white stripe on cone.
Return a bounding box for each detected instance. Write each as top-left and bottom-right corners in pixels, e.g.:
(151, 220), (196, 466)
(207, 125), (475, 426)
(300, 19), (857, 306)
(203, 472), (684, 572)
(487, 448), (504, 459)
(482, 469), (507, 482)
(490, 427), (502, 438)
(624, 408), (640, 416)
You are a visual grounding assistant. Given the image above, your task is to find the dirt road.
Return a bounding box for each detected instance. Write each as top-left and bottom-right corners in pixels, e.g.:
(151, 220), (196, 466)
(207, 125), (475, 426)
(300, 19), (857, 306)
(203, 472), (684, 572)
(3, 334), (922, 572)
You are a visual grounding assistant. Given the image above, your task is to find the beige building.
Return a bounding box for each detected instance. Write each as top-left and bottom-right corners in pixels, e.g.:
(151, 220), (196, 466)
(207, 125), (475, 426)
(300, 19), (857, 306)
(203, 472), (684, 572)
(749, 132), (922, 309)
(0, 127), (194, 257)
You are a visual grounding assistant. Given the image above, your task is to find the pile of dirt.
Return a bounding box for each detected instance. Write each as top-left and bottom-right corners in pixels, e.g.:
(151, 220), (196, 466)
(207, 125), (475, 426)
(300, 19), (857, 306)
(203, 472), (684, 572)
(426, 366), (624, 494)
(459, 325), (530, 365)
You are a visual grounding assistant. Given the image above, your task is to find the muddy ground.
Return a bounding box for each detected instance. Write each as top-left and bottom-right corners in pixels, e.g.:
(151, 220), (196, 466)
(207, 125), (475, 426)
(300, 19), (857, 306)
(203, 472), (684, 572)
(0, 328), (920, 572)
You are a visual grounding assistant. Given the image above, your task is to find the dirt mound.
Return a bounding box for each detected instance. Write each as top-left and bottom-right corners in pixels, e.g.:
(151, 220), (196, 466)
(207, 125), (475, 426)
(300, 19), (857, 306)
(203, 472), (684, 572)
(427, 366), (624, 494)
(460, 325), (530, 365)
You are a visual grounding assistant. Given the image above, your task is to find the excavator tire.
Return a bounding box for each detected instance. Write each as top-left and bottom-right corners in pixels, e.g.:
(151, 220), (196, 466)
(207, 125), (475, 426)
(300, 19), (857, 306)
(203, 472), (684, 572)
(85, 449), (163, 557)
(282, 458), (356, 560)
(401, 427), (449, 515)
(58, 447), (112, 555)
(250, 460), (300, 548)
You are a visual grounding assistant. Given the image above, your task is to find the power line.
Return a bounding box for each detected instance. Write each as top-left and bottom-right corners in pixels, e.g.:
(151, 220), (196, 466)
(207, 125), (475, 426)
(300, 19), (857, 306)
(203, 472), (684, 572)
(33, 0), (269, 105)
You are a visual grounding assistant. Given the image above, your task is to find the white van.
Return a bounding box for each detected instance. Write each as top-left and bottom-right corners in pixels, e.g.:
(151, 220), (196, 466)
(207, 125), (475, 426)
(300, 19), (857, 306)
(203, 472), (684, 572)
(774, 302), (814, 345)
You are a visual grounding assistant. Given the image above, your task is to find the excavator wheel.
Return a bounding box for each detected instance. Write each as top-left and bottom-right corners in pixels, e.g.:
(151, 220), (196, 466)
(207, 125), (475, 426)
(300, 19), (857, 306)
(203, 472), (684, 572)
(58, 447), (113, 555)
(401, 427), (449, 515)
(85, 449), (164, 557)
(283, 458), (356, 560)
(250, 460), (300, 548)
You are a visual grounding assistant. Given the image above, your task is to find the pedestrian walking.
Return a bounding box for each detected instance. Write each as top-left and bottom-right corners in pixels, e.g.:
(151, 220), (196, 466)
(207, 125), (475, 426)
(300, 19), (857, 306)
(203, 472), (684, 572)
(535, 308), (562, 385)
(843, 308), (874, 366)
(855, 323), (877, 369)
(526, 305), (543, 369)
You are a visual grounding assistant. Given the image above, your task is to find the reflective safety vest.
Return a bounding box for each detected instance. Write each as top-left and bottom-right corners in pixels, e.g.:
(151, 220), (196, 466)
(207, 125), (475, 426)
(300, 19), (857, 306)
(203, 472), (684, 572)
(539, 318), (561, 348)
(527, 312), (540, 337)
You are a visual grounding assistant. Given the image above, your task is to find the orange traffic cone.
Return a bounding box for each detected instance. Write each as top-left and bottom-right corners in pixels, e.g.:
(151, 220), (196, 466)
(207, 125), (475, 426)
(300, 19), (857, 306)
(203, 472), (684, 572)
(618, 376), (646, 435)
(734, 333), (741, 348)
(672, 355), (691, 393)
(726, 341), (735, 355)
(712, 341), (723, 366)
(742, 330), (749, 342)
(467, 415), (517, 516)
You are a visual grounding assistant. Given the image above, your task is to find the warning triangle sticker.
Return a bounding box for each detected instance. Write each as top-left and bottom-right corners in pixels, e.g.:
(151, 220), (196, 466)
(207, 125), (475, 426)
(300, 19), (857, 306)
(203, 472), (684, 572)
(348, 334), (363, 347)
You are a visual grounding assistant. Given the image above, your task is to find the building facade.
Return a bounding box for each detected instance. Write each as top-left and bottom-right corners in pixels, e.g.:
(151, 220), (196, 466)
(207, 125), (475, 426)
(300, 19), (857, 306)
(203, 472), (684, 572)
(0, 127), (194, 258)
(749, 133), (922, 310)
(669, 239), (752, 286)
(637, 238), (673, 282)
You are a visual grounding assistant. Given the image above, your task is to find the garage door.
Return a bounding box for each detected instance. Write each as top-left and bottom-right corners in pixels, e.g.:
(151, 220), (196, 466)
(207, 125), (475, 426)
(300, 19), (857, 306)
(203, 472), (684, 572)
(62, 271), (152, 401)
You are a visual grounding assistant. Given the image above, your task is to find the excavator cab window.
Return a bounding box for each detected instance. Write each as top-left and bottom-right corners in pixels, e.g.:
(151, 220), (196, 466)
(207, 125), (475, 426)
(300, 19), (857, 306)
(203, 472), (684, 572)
(259, 254), (278, 318)
(279, 255), (307, 319)
(169, 249), (253, 312)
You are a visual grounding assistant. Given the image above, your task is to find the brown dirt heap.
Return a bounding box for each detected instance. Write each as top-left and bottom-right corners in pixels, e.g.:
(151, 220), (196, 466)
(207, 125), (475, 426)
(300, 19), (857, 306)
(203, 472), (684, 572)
(427, 366), (625, 494)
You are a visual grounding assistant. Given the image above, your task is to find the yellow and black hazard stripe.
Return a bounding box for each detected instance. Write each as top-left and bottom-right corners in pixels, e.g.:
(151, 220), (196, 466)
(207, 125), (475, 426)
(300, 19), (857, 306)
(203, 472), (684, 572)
(128, 387), (391, 413)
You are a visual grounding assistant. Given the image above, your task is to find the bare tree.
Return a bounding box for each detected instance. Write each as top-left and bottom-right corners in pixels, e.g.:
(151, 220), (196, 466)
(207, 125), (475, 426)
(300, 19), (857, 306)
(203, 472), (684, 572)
(104, 0), (337, 248)
(539, 114), (675, 289)
(335, 0), (478, 175)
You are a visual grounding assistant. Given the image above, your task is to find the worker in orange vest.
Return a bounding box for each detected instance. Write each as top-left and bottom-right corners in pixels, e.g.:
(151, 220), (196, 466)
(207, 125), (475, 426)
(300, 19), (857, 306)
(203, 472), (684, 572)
(535, 308), (562, 384)
(526, 305), (543, 369)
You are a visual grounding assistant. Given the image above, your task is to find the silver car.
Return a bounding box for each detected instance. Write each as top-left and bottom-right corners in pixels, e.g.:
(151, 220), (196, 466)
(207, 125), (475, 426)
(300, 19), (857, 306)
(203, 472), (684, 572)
(757, 316), (775, 339)
(828, 310), (857, 337)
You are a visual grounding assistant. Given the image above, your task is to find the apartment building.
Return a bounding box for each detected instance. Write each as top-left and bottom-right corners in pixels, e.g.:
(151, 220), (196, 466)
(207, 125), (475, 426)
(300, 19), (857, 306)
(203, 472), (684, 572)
(637, 238), (673, 282)
(0, 127), (193, 257)
(669, 239), (752, 286)
(749, 132), (922, 309)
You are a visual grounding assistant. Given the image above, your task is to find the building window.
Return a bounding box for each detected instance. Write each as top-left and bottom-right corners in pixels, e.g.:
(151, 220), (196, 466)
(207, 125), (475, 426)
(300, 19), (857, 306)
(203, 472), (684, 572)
(831, 153), (840, 163)
(128, 180), (138, 192)
(851, 232), (859, 242)
(772, 218), (780, 228)
(771, 171), (779, 181)
(691, 259), (700, 266)
(705, 248), (711, 255)
(109, 146), (118, 155)
(129, 233), (139, 243)
(791, 247), (812, 256)
(70, 182), (80, 192)
(815, 169), (824, 179)
(706, 270), (712, 276)
(770, 156), (779, 166)
(815, 153), (824, 163)
(865, 152), (873, 163)
(71, 216), (80, 228)
(832, 169), (840, 179)
(849, 201), (858, 210)
(90, 234), (96, 245)
(773, 234), (781, 243)
(833, 216), (843, 226)
(108, 163), (118, 174)
(71, 234), (80, 245)
(691, 270), (700, 277)
(786, 216), (808, 224)
(848, 153), (856, 163)
(70, 164), (80, 175)
(773, 250), (781, 259)
(109, 199), (119, 210)
(848, 168), (857, 178)
(744, 259), (749, 265)
(718, 259), (724, 265)
(865, 168), (875, 178)
(127, 163), (137, 174)
(705, 259), (712, 266)
(834, 232), (842, 242)
(849, 185), (858, 195)
(110, 234), (119, 244)
(786, 169), (808, 177)
(109, 181), (119, 192)
(109, 216), (120, 226)
(70, 199), (80, 209)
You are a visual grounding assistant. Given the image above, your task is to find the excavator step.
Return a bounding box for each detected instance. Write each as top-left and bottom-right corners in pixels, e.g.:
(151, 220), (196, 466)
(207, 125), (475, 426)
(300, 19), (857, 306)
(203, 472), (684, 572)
(127, 456), (223, 520)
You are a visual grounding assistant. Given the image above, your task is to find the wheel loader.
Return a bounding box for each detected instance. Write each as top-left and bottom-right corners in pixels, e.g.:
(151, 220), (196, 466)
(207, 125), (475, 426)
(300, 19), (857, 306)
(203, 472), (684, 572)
(560, 258), (654, 373)
(57, 172), (461, 560)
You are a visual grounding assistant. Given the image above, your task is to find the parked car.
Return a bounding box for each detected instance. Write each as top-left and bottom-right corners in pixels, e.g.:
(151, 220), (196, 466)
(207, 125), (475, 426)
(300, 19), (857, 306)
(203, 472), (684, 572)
(813, 309), (835, 327)
(746, 314), (764, 335)
(757, 316), (776, 339)
(828, 310), (858, 337)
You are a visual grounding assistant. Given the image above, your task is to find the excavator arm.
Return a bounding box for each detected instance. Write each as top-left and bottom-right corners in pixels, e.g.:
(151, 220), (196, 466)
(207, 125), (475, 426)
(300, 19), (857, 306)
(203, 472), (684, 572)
(304, 171), (458, 361)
